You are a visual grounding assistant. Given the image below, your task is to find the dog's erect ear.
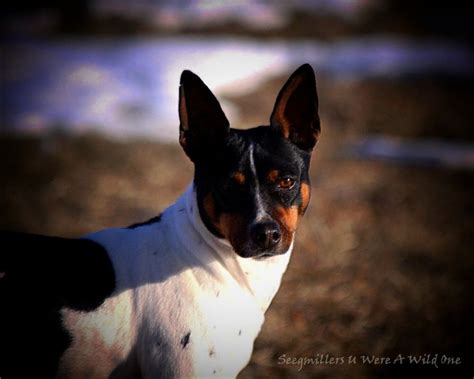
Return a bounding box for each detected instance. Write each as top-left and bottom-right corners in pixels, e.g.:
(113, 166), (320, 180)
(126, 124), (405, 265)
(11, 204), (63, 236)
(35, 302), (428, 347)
(270, 64), (320, 151)
(179, 70), (230, 160)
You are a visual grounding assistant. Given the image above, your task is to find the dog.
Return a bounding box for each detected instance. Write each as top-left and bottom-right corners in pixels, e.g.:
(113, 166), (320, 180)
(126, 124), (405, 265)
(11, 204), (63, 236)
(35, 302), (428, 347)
(0, 63), (320, 378)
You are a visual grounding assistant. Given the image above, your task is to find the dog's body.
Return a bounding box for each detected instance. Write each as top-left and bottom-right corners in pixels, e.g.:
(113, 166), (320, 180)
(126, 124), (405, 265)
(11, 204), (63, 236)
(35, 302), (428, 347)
(0, 64), (320, 378)
(59, 185), (291, 378)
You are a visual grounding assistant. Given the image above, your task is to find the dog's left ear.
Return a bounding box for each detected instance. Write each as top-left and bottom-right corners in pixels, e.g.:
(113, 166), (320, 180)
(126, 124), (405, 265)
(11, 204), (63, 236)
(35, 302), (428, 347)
(179, 70), (230, 161)
(270, 64), (320, 151)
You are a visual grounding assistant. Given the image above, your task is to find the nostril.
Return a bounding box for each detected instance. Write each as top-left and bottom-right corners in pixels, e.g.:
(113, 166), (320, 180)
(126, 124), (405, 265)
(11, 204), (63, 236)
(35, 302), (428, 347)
(271, 230), (281, 243)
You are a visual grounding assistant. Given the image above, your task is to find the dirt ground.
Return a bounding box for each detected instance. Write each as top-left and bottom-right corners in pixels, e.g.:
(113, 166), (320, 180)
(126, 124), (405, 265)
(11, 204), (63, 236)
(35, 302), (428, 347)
(1, 75), (473, 378)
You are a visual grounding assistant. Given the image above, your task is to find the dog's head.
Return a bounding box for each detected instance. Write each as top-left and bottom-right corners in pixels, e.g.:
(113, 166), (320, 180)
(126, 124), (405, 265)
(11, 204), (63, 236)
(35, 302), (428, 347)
(178, 64), (320, 259)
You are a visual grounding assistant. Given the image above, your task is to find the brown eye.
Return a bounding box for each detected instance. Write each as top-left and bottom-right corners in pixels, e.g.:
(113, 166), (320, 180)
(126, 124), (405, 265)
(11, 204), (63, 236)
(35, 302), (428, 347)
(278, 177), (295, 189)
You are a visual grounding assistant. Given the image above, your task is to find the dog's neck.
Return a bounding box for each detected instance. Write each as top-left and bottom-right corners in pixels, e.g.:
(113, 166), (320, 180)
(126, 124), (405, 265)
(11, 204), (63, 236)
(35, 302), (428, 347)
(175, 183), (234, 261)
(171, 184), (292, 312)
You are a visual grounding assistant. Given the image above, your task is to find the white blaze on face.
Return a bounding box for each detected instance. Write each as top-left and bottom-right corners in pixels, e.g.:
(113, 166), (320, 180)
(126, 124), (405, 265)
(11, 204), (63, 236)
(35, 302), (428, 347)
(248, 143), (268, 221)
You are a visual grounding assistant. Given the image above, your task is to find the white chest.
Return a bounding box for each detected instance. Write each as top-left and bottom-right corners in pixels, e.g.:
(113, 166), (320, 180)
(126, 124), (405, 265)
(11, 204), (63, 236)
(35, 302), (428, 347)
(60, 189), (292, 378)
(138, 270), (266, 378)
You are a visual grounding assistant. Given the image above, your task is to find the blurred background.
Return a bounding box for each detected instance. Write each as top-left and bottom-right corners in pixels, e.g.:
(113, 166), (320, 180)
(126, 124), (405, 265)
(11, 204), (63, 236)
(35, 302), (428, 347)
(1, 1), (473, 377)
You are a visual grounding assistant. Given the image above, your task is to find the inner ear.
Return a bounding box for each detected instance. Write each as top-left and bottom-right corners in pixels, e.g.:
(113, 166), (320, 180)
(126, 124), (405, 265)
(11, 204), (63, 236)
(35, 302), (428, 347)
(270, 64), (320, 151)
(179, 70), (230, 161)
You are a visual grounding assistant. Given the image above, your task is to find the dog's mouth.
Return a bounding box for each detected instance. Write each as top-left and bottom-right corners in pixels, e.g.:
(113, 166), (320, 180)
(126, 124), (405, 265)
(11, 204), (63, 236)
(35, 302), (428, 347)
(253, 251), (282, 260)
(231, 241), (289, 259)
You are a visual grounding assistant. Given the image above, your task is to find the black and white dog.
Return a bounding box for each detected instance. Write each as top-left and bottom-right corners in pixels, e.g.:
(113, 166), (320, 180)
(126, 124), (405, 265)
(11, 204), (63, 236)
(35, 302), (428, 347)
(0, 64), (320, 378)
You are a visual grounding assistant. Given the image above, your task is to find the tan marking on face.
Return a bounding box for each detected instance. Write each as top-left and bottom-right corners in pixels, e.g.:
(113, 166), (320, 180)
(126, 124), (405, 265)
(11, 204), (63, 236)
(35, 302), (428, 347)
(299, 182), (311, 214)
(203, 193), (246, 250)
(267, 169), (279, 182)
(274, 206), (300, 247)
(203, 192), (218, 223)
(232, 172), (246, 185)
(275, 206), (299, 233)
(218, 213), (247, 252)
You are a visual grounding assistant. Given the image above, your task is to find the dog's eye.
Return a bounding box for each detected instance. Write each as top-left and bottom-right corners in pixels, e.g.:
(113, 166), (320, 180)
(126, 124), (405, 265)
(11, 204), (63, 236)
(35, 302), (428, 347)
(278, 177), (295, 190)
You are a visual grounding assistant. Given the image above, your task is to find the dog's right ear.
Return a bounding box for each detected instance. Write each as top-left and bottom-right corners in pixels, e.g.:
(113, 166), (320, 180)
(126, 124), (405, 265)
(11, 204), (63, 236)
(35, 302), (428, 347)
(179, 70), (230, 161)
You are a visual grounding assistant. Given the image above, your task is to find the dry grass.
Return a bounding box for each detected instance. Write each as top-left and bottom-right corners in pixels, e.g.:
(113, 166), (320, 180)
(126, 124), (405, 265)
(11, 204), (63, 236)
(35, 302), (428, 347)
(1, 76), (472, 377)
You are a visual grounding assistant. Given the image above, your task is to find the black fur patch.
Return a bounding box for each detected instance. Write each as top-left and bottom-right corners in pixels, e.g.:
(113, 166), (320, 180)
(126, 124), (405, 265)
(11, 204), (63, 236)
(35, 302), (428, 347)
(0, 231), (115, 378)
(194, 127), (311, 257)
(126, 214), (162, 229)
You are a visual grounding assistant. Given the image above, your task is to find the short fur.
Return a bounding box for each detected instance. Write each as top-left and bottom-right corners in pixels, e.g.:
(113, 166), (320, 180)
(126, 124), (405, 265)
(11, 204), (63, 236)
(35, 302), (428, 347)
(0, 64), (320, 378)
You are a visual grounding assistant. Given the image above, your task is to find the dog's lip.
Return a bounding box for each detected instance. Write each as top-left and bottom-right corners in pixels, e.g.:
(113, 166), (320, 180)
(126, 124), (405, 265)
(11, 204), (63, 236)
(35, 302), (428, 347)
(235, 248), (275, 259)
(254, 252), (275, 260)
(232, 240), (288, 259)
(248, 249), (286, 260)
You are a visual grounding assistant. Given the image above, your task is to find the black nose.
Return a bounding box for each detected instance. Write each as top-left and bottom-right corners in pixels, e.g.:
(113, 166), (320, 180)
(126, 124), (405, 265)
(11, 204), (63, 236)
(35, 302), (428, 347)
(250, 221), (282, 250)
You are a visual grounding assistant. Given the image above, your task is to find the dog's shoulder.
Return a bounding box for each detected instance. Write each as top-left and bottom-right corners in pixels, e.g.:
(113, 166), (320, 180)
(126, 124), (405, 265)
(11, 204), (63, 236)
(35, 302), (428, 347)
(85, 210), (183, 289)
(86, 211), (173, 262)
